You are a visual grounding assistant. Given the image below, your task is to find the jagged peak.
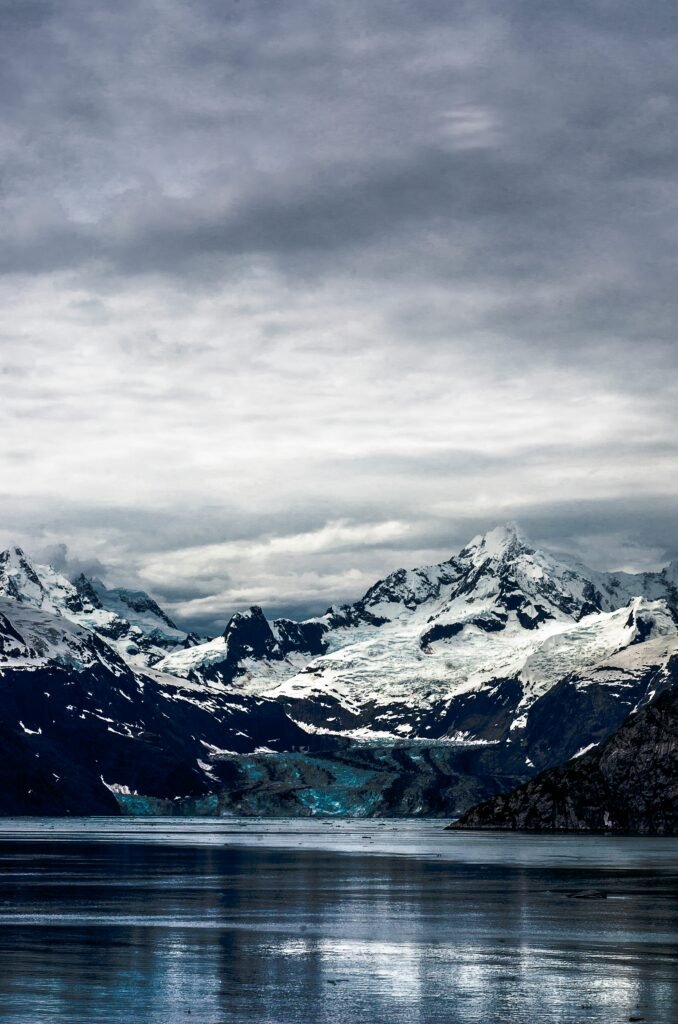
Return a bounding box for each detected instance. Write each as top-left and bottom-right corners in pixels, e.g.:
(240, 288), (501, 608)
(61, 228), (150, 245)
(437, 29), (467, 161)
(0, 546), (48, 599)
(85, 578), (179, 630)
(0, 546), (80, 591)
(229, 605), (267, 623)
(0, 548), (188, 669)
(0, 545), (32, 567)
(223, 605), (272, 639)
(459, 522), (531, 562)
(72, 573), (104, 609)
(221, 605), (279, 662)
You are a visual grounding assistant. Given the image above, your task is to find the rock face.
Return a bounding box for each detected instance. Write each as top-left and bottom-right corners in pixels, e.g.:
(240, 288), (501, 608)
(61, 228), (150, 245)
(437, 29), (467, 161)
(450, 684), (678, 834)
(179, 607), (330, 687)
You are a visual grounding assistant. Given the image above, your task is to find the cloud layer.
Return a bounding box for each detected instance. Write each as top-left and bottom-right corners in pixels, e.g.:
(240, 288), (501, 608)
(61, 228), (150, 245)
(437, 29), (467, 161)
(1, 0), (676, 632)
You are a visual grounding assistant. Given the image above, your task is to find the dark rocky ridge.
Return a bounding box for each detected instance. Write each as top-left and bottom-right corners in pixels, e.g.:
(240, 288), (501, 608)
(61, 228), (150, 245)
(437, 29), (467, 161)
(0, 658), (325, 815)
(450, 682), (678, 834)
(186, 606), (329, 686)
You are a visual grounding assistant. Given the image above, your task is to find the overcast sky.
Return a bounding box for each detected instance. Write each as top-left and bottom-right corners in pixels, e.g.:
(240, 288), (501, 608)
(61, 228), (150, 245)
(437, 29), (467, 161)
(1, 0), (677, 633)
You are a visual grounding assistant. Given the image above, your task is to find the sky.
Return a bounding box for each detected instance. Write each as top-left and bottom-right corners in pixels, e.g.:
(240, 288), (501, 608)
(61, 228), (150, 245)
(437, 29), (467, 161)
(1, 0), (677, 634)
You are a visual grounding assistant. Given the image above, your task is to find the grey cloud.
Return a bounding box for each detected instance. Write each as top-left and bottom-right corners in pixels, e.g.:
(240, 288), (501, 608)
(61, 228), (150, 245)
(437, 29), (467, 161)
(1, 0), (676, 626)
(32, 542), (107, 581)
(3, 490), (678, 635)
(1, 3), (675, 270)
(170, 492), (678, 634)
(0, 498), (376, 561)
(1, 0), (676, 383)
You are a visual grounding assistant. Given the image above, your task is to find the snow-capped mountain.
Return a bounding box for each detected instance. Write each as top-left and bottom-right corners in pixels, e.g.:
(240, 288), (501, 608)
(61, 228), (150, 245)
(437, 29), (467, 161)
(0, 524), (676, 817)
(157, 525), (678, 746)
(0, 596), (128, 677)
(0, 547), (197, 667)
(0, 594), (325, 814)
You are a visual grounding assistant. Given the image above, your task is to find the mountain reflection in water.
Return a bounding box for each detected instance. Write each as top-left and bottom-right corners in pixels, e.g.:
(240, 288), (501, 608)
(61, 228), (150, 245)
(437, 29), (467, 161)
(0, 818), (675, 1024)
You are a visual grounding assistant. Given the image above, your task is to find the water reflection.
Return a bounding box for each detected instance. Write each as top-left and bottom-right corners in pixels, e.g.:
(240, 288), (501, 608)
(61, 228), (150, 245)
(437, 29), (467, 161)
(0, 820), (675, 1023)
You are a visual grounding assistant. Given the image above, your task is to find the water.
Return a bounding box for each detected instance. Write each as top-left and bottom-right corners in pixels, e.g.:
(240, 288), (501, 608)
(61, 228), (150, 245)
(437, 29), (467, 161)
(0, 818), (676, 1023)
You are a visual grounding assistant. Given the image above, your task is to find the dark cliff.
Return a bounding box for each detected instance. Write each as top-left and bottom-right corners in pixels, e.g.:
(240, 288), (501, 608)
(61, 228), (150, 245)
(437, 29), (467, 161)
(449, 686), (678, 835)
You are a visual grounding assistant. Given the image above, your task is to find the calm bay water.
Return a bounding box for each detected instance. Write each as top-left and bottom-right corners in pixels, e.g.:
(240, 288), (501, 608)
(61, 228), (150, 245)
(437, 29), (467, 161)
(0, 818), (675, 1023)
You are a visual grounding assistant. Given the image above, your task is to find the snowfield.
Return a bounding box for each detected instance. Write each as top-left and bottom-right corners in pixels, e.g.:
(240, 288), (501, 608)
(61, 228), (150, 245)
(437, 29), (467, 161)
(156, 525), (678, 736)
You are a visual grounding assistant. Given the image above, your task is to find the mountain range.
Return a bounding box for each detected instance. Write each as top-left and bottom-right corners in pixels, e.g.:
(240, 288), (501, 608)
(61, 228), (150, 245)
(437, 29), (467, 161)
(0, 525), (676, 820)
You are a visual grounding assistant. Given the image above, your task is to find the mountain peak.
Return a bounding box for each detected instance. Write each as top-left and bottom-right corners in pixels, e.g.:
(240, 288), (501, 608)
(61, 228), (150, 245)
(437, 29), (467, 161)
(0, 546), (47, 603)
(0, 545), (190, 667)
(222, 605), (279, 663)
(0, 546), (31, 569)
(460, 523), (529, 561)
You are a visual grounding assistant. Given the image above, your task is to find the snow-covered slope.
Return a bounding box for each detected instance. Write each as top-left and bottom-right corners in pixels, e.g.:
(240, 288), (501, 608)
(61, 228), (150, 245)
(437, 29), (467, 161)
(0, 547), (195, 667)
(265, 596), (675, 725)
(0, 596), (128, 676)
(157, 525), (678, 740)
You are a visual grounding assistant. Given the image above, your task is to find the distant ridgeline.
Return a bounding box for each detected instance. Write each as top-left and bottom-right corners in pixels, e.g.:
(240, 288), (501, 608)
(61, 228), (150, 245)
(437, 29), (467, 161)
(0, 526), (676, 829)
